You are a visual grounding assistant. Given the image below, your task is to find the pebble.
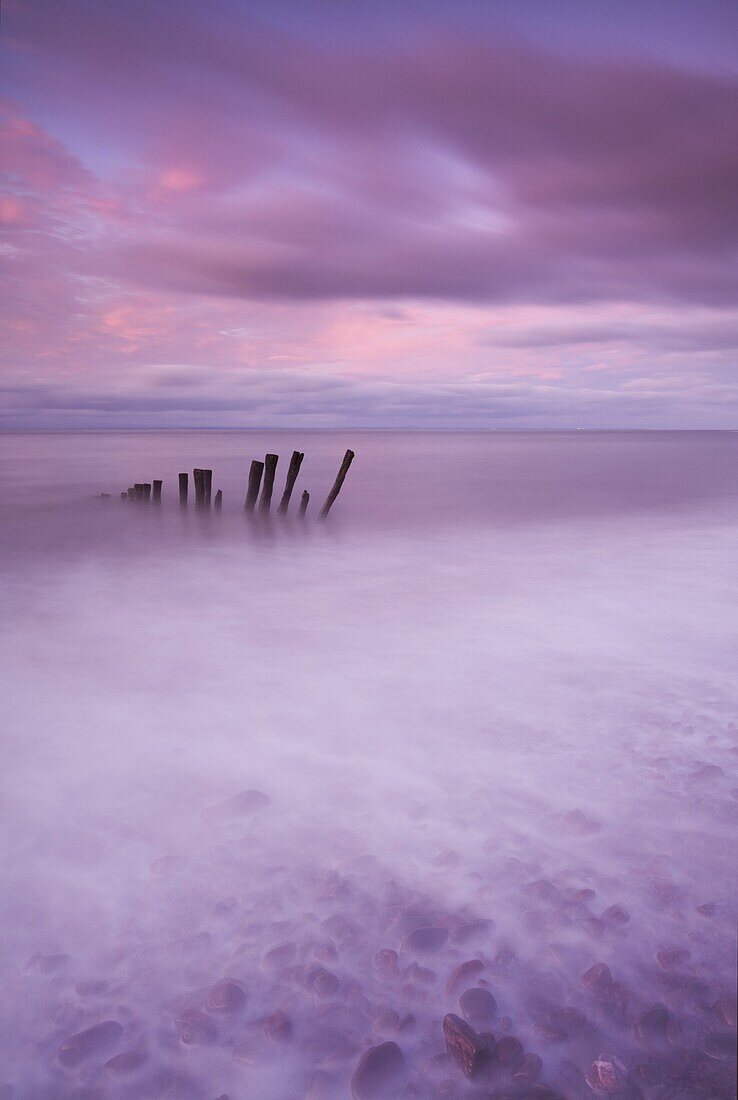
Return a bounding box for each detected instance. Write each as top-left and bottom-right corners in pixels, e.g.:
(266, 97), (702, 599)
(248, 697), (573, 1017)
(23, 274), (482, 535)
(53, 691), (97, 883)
(263, 1009), (292, 1044)
(104, 1048), (148, 1074)
(701, 1031), (736, 1061)
(178, 1008), (218, 1044)
(584, 1053), (629, 1094)
(263, 942), (298, 969)
(459, 987), (496, 1027)
(446, 959), (484, 995)
(634, 1005), (676, 1049)
(656, 947), (690, 970)
(58, 1020), (124, 1067)
(350, 1041), (406, 1099)
(582, 962), (614, 995)
(442, 1013), (491, 1078)
(494, 1035), (524, 1068)
(205, 980), (246, 1013)
(402, 926), (449, 953)
(513, 1053), (543, 1084)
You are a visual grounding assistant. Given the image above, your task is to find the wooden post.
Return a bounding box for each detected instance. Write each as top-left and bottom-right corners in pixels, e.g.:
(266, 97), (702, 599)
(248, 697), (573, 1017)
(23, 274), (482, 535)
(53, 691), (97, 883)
(193, 468), (205, 508)
(179, 472), (188, 507)
(298, 490), (310, 518)
(142, 483), (152, 503)
(244, 460), (264, 512)
(152, 480), (162, 504)
(203, 469), (212, 509)
(214, 489), (222, 510)
(259, 454), (278, 514)
(278, 450), (304, 515)
(319, 449), (354, 518)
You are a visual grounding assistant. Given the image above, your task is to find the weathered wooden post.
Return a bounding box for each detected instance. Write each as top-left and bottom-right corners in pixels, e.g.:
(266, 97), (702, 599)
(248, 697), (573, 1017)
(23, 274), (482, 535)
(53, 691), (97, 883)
(319, 449), (354, 518)
(179, 473), (188, 507)
(203, 469), (212, 509)
(152, 480), (162, 504)
(259, 454), (278, 514)
(143, 483), (152, 503)
(298, 490), (310, 518)
(193, 468), (205, 508)
(278, 450), (304, 515)
(244, 460), (264, 513)
(214, 489), (222, 510)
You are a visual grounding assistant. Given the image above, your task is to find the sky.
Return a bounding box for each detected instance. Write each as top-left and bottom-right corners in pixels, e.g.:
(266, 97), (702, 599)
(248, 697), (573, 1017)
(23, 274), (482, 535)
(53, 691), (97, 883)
(1, 0), (737, 429)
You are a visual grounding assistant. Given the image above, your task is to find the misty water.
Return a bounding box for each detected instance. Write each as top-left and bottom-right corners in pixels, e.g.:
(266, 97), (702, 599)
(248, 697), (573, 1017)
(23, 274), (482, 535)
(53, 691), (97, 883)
(1, 431), (736, 1100)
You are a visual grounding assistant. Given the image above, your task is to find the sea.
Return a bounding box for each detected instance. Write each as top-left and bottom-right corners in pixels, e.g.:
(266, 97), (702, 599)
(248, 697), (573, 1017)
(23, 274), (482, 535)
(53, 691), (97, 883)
(1, 430), (736, 1098)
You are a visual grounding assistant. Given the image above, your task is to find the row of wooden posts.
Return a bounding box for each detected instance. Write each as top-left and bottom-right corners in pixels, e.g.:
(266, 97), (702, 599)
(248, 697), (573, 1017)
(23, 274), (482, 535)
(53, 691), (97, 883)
(117, 449), (354, 519)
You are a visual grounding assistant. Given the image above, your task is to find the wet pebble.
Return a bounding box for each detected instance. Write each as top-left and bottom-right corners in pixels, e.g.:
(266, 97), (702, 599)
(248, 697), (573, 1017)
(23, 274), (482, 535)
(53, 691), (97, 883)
(104, 1048), (148, 1074)
(177, 1008), (218, 1045)
(459, 987), (496, 1028)
(58, 1020), (124, 1067)
(351, 1041), (406, 1099)
(443, 1014), (491, 1078)
(205, 980), (246, 1013)
(582, 962), (614, 996)
(446, 959), (484, 995)
(584, 1053), (629, 1094)
(494, 1035), (524, 1068)
(263, 1008), (292, 1044)
(263, 941), (298, 969)
(402, 927), (449, 954)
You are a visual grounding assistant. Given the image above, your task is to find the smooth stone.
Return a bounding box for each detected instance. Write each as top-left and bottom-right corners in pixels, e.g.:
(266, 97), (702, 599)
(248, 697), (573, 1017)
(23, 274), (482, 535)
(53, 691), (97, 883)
(442, 1014), (490, 1079)
(584, 1053), (629, 1094)
(58, 1021), (123, 1067)
(263, 942), (298, 969)
(459, 987), (497, 1027)
(104, 1049), (148, 1074)
(495, 1035), (524, 1067)
(263, 1009), (292, 1044)
(402, 926), (449, 954)
(351, 1041), (406, 1099)
(206, 980), (246, 1013)
(513, 1053), (543, 1084)
(446, 959), (484, 995)
(582, 963), (613, 995)
(178, 1008), (218, 1045)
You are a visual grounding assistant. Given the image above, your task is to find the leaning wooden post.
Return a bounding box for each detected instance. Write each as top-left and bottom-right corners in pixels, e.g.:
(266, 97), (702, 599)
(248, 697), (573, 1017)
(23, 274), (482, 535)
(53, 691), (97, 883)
(203, 469), (213, 509)
(244, 460), (264, 513)
(259, 454), (278, 514)
(178, 472), (188, 508)
(152, 480), (162, 504)
(278, 450), (304, 515)
(193, 468), (205, 508)
(319, 449), (354, 518)
(298, 490), (310, 518)
(214, 489), (222, 510)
